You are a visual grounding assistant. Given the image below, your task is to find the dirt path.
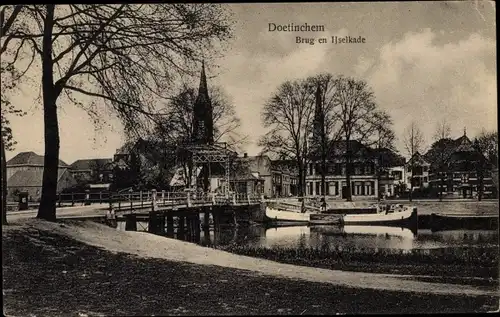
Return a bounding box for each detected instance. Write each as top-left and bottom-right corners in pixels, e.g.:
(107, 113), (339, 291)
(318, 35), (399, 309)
(5, 218), (498, 298)
(6, 204), (109, 221)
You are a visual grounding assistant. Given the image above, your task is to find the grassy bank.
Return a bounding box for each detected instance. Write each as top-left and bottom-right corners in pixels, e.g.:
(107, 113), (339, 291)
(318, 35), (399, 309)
(2, 221), (499, 315)
(216, 245), (498, 283)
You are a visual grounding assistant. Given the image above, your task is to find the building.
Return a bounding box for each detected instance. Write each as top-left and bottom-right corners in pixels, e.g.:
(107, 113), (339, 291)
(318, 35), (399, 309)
(374, 148), (406, 198)
(236, 154), (273, 197)
(6, 151), (76, 201)
(69, 158), (113, 184)
(270, 159), (299, 197)
(229, 160), (265, 195)
(306, 140), (379, 199)
(405, 152), (430, 191)
(425, 131), (496, 198)
(113, 139), (179, 190)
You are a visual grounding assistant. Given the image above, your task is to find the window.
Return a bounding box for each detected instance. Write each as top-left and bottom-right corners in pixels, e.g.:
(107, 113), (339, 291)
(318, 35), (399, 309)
(355, 184), (362, 195)
(334, 163), (341, 175)
(354, 166), (362, 175)
(393, 171), (402, 180)
(316, 163), (321, 175)
(327, 165), (334, 175)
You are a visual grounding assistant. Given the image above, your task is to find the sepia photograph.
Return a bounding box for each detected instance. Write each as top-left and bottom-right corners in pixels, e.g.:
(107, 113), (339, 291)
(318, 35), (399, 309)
(1, 2), (498, 315)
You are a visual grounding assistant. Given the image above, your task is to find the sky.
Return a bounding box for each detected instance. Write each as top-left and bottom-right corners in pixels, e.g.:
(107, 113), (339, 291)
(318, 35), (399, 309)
(4, 1), (497, 164)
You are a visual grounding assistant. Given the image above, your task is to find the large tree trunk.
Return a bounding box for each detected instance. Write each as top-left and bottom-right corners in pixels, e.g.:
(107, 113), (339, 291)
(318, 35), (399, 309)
(321, 157), (326, 198)
(37, 5), (59, 222)
(297, 161), (305, 197)
(1, 134), (7, 225)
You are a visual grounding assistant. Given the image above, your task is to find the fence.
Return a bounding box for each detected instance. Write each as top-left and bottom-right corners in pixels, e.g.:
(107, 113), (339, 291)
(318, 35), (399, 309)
(7, 189), (264, 212)
(111, 190), (264, 213)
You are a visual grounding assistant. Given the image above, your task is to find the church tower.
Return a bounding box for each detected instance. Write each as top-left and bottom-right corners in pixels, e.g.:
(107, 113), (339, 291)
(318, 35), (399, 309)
(192, 61), (214, 145)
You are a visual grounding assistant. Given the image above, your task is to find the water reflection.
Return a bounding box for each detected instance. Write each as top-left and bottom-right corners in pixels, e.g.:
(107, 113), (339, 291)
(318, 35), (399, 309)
(197, 225), (498, 251)
(261, 225), (497, 250)
(116, 220), (498, 252)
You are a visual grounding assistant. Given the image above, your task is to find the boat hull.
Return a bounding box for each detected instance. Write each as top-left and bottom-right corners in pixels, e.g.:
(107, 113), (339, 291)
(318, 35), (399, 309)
(310, 213), (343, 225)
(341, 207), (418, 231)
(324, 207), (378, 215)
(430, 213), (498, 231)
(265, 207), (310, 223)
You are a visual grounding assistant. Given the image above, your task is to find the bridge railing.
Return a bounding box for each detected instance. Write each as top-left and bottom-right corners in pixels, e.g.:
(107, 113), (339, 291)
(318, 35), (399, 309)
(110, 190), (263, 213)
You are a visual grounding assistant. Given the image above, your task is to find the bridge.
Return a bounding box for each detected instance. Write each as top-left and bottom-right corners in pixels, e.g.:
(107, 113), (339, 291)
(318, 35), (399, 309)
(108, 190), (263, 215)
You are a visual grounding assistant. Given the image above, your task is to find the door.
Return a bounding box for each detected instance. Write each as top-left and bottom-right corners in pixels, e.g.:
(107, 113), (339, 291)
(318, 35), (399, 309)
(342, 186), (348, 199)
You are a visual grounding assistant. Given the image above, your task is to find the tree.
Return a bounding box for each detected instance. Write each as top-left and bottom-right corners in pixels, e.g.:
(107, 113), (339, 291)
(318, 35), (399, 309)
(371, 110), (396, 201)
(433, 119), (452, 141)
(87, 159), (111, 183)
(331, 76), (380, 201)
(152, 84), (246, 189)
(259, 79), (315, 197)
(0, 98), (25, 226)
(308, 73), (342, 200)
(428, 119), (453, 201)
(3, 4), (233, 221)
(1, 6), (28, 225)
(403, 122), (425, 202)
(474, 130), (498, 168)
(425, 138), (455, 200)
(473, 130), (498, 200)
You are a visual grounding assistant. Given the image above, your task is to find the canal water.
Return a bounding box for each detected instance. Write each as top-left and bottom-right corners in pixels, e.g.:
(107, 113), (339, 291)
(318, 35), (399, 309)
(115, 201), (498, 253)
(117, 221), (498, 252)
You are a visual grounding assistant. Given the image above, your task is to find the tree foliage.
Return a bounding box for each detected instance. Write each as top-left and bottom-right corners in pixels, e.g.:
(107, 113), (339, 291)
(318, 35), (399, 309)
(259, 79), (315, 197)
(330, 76), (382, 201)
(2, 4), (233, 221)
(154, 84), (246, 148)
(259, 74), (395, 200)
(403, 121), (425, 202)
(474, 130), (498, 168)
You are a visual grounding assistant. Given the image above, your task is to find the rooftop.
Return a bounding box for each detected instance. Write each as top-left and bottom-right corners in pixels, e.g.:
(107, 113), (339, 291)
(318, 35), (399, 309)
(7, 151), (68, 167)
(70, 158), (113, 171)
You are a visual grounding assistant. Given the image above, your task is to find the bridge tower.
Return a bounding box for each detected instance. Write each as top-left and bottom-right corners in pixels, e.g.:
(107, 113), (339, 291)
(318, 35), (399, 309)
(179, 61), (236, 194)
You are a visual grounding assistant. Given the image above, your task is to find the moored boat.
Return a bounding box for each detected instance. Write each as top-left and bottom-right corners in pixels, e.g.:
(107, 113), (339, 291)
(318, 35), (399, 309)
(265, 206), (311, 223)
(309, 213), (343, 225)
(340, 205), (418, 230)
(430, 213), (498, 231)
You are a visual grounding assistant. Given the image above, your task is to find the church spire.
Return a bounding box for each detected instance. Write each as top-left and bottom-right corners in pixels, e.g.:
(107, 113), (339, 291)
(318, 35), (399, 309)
(192, 60), (213, 144)
(463, 127), (467, 137)
(198, 60), (208, 96)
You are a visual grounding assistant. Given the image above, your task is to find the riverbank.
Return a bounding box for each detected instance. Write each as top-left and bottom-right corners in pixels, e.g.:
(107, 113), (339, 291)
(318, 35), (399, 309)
(2, 219), (499, 315)
(218, 245), (498, 285)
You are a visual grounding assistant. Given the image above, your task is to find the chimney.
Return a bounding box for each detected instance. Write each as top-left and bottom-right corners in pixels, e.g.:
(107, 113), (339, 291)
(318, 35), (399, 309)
(243, 153), (248, 158)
